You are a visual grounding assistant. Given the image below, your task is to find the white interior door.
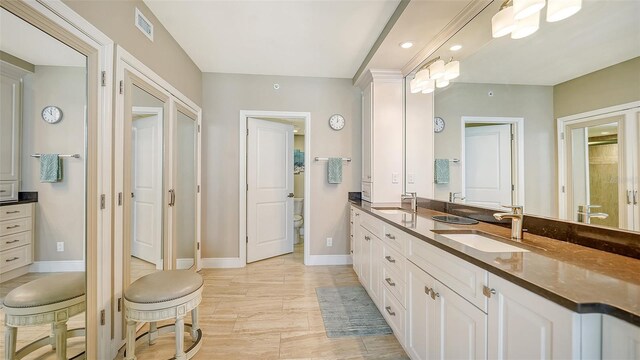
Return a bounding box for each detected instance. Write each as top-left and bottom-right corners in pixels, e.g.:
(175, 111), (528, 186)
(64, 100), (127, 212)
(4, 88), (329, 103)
(131, 107), (163, 267)
(464, 124), (512, 209)
(247, 118), (294, 263)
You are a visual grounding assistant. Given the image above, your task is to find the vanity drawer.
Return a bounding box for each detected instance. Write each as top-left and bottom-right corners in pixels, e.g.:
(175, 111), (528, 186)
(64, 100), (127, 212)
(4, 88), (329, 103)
(0, 217), (31, 237)
(382, 223), (406, 253)
(0, 244), (32, 273)
(407, 236), (488, 312)
(381, 243), (405, 276)
(382, 264), (405, 308)
(0, 203), (33, 221)
(0, 182), (18, 202)
(360, 212), (383, 239)
(0, 231), (31, 251)
(382, 286), (405, 343)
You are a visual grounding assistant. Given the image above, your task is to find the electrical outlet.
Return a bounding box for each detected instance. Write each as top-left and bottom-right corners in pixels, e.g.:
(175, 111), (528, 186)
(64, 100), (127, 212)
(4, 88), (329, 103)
(408, 173), (415, 184)
(392, 172), (399, 184)
(56, 242), (64, 252)
(326, 237), (333, 247)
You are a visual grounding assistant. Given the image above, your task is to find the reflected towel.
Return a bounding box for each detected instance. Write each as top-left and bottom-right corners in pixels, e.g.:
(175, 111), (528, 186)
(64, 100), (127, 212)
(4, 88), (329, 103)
(327, 158), (343, 184)
(434, 159), (449, 184)
(40, 154), (63, 183)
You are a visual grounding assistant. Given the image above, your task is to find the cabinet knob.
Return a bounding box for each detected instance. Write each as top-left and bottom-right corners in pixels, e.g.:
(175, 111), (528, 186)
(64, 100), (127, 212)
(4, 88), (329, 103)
(385, 233), (396, 240)
(482, 286), (496, 298)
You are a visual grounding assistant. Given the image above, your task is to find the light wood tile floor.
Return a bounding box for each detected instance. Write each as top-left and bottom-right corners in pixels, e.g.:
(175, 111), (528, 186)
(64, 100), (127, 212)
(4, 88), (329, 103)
(118, 244), (409, 359)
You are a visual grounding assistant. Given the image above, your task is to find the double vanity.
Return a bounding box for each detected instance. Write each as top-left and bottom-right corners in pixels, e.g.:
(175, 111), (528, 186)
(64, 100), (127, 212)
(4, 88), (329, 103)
(349, 200), (640, 360)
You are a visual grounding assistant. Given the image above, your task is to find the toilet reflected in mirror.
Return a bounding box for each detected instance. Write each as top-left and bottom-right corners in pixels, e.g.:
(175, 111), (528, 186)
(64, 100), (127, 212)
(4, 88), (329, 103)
(1, 7), (87, 358)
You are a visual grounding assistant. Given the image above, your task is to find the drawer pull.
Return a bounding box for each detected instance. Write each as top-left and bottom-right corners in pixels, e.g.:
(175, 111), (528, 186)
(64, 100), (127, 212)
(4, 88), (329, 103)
(385, 306), (395, 316)
(0, 190), (6, 193)
(425, 286), (432, 295)
(6, 257), (19, 262)
(6, 210), (20, 214)
(385, 277), (396, 286)
(364, 235), (371, 241)
(384, 255), (395, 263)
(385, 233), (396, 240)
(6, 225), (20, 229)
(5, 239), (20, 244)
(431, 291), (440, 300)
(355, 213), (360, 217)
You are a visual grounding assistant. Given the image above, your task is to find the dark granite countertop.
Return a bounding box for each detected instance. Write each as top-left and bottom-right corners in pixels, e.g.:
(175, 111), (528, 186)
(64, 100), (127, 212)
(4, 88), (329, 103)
(350, 200), (640, 327)
(0, 192), (38, 207)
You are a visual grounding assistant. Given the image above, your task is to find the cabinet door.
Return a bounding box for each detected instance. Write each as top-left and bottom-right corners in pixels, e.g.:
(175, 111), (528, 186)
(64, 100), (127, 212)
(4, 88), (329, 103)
(0, 73), (21, 182)
(602, 315), (640, 360)
(360, 229), (372, 289)
(369, 236), (382, 305)
(362, 83), (372, 182)
(353, 225), (361, 277)
(434, 281), (487, 360)
(488, 275), (580, 359)
(406, 261), (438, 360)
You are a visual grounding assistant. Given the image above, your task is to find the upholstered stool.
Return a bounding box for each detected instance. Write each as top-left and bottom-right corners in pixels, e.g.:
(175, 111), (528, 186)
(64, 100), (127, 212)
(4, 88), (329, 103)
(124, 270), (203, 360)
(3, 272), (86, 360)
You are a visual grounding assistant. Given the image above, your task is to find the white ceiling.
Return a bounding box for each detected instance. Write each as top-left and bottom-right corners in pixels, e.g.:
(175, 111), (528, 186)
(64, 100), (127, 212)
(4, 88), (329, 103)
(0, 8), (85, 67)
(442, 0), (640, 86)
(144, 0), (400, 78)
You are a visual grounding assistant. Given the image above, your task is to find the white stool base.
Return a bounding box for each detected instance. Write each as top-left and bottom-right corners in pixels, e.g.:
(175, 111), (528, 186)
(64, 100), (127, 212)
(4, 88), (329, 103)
(124, 323), (202, 360)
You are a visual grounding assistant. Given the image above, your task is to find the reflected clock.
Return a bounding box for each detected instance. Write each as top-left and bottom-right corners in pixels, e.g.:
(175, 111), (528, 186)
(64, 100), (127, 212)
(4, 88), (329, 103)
(329, 114), (345, 131)
(434, 117), (445, 133)
(42, 106), (63, 124)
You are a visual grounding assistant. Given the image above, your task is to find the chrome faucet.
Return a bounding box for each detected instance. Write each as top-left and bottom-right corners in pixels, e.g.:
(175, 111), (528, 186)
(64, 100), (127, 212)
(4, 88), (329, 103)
(577, 205), (608, 224)
(493, 205), (524, 241)
(401, 192), (418, 212)
(449, 192), (465, 203)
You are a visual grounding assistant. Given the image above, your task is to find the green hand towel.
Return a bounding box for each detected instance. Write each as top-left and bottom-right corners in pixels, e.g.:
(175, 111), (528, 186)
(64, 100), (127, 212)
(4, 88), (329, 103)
(328, 157), (343, 184)
(40, 154), (63, 183)
(434, 159), (449, 184)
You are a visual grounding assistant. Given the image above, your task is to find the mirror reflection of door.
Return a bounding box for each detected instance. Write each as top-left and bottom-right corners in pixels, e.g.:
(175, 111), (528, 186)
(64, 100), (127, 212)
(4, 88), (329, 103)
(128, 85), (165, 284)
(175, 109), (197, 269)
(567, 117), (623, 228)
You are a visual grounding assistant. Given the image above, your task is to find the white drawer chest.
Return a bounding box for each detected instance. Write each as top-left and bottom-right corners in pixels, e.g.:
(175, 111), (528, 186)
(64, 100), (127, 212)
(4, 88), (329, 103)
(0, 203), (35, 281)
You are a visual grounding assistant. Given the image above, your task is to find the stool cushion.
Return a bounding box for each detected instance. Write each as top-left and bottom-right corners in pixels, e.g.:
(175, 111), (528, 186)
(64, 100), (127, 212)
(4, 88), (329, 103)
(125, 270), (203, 304)
(3, 272), (85, 308)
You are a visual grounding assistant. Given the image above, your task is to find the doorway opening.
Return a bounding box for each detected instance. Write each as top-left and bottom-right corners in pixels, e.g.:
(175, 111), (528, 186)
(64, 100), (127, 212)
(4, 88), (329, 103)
(461, 116), (525, 210)
(239, 111), (311, 266)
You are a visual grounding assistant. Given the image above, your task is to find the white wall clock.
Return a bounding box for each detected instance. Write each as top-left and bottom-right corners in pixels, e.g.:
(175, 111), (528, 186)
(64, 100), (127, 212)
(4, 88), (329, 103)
(42, 106), (63, 124)
(329, 114), (345, 131)
(434, 117), (445, 133)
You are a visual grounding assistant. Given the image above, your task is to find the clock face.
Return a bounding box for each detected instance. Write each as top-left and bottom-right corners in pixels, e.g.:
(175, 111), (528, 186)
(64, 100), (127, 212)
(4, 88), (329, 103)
(329, 114), (345, 131)
(42, 106), (63, 124)
(434, 117), (445, 133)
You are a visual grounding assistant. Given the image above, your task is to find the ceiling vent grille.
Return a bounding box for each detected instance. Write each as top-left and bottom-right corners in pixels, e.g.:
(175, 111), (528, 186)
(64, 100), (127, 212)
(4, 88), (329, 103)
(135, 8), (154, 42)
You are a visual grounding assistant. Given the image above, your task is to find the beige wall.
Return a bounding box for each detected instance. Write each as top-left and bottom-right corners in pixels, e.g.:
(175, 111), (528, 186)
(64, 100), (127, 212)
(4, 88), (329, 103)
(554, 57), (640, 119)
(294, 135), (305, 198)
(64, 0), (202, 105)
(21, 66), (85, 261)
(434, 82), (557, 217)
(202, 73), (362, 258)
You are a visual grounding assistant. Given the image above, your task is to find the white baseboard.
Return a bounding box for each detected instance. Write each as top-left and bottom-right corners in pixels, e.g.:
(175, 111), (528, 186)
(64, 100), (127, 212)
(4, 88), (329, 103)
(306, 254), (353, 266)
(201, 257), (245, 268)
(176, 258), (195, 270)
(30, 260), (85, 272)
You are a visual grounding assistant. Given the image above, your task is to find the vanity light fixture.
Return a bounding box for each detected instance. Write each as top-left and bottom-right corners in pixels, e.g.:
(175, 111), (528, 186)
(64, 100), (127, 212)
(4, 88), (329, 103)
(421, 79), (436, 94)
(409, 56), (461, 93)
(410, 79), (422, 93)
(449, 44), (463, 51)
(436, 78), (450, 88)
(444, 60), (460, 80)
(491, 0), (581, 39)
(428, 59), (446, 80)
(400, 41), (414, 49)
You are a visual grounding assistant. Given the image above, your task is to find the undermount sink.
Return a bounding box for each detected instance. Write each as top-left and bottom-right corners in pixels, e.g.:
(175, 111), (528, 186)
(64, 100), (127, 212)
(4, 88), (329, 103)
(432, 230), (529, 253)
(374, 207), (407, 215)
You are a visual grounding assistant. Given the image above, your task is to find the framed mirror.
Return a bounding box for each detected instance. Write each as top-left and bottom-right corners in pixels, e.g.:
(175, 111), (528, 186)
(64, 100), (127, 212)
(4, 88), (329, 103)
(404, 0), (640, 232)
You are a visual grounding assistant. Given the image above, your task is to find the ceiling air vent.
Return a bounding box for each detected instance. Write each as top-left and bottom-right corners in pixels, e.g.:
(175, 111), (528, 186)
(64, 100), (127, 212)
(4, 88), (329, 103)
(135, 8), (154, 41)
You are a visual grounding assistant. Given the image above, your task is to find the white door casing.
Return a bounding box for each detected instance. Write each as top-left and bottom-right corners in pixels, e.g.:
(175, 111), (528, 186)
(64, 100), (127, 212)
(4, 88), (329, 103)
(131, 107), (163, 268)
(247, 118), (294, 263)
(464, 124), (513, 209)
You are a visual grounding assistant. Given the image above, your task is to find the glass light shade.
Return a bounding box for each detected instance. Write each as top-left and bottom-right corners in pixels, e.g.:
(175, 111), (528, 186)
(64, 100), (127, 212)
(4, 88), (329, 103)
(511, 11), (540, 39)
(491, 6), (515, 38)
(513, 0), (545, 20)
(428, 60), (445, 80)
(410, 78), (422, 93)
(415, 68), (430, 86)
(444, 61), (460, 81)
(435, 78), (450, 88)
(421, 79), (435, 94)
(546, 0), (581, 22)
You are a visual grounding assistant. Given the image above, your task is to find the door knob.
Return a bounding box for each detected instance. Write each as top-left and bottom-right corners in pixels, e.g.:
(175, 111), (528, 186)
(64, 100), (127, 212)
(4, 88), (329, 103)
(287, 193), (294, 198)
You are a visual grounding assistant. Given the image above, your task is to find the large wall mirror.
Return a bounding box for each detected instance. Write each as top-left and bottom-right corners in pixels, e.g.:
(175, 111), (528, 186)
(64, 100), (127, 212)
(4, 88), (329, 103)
(405, 0), (640, 232)
(1, 6), (87, 357)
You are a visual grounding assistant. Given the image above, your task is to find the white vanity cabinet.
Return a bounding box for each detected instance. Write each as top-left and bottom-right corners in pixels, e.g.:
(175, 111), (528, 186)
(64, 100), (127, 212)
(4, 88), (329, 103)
(602, 314), (640, 359)
(0, 62), (27, 201)
(0, 203), (35, 280)
(357, 70), (403, 205)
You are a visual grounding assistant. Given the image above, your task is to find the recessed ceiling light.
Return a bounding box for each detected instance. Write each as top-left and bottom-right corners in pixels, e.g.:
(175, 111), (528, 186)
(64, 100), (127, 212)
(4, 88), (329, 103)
(293, 129), (299, 133)
(601, 131), (610, 135)
(450, 44), (463, 51)
(400, 41), (414, 49)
